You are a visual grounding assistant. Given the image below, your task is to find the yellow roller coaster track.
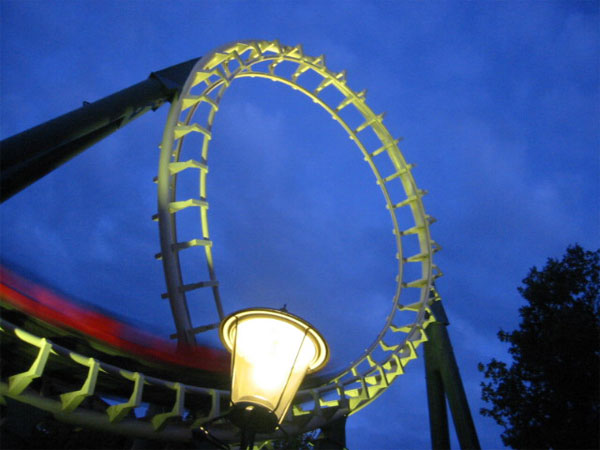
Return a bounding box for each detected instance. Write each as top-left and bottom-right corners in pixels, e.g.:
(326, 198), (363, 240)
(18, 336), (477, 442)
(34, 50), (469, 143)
(1, 40), (445, 446)
(156, 40), (442, 418)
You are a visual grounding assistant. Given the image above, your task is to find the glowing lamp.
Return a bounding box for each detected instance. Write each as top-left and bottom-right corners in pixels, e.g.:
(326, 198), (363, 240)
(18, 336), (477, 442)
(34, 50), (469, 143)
(219, 308), (329, 432)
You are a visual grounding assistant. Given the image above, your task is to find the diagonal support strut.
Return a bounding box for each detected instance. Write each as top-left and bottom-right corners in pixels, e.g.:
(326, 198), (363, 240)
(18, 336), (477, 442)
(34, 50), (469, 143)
(424, 301), (480, 450)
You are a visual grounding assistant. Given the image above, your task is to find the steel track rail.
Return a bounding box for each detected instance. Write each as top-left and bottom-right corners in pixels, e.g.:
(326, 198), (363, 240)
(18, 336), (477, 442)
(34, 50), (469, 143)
(0, 316), (348, 444)
(1, 40), (445, 444)
(156, 40), (442, 418)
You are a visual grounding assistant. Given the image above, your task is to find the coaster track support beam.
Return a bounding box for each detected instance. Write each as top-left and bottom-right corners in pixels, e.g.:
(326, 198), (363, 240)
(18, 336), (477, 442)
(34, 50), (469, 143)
(0, 57), (200, 203)
(424, 301), (480, 450)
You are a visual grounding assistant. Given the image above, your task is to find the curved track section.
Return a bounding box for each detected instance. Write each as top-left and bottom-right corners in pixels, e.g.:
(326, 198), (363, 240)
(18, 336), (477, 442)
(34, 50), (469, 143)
(156, 40), (442, 417)
(2, 40), (444, 446)
(0, 319), (345, 445)
(0, 266), (344, 445)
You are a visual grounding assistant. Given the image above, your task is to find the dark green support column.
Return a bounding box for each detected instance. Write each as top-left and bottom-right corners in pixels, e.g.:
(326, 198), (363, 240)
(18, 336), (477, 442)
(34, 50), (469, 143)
(313, 415), (348, 450)
(0, 57), (200, 203)
(424, 349), (450, 450)
(424, 301), (480, 450)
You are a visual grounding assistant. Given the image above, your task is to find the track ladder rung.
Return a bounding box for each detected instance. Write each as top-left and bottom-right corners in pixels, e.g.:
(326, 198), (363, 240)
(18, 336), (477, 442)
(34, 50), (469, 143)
(390, 190), (427, 209)
(106, 372), (145, 423)
(169, 322), (220, 339)
(401, 277), (428, 288)
(169, 198), (209, 213)
(173, 123), (211, 140)
(401, 224), (424, 236)
(378, 163), (414, 184)
(161, 280), (219, 299)
(152, 198), (208, 221)
(390, 323), (414, 333)
(397, 301), (423, 312)
(284, 44), (304, 58)
(174, 238), (212, 251)
(354, 112), (385, 134)
(291, 62), (311, 81)
(60, 357), (100, 412)
(151, 383), (184, 431)
(169, 159), (208, 175)
(231, 51), (249, 71)
(313, 77), (334, 95)
(404, 251), (429, 263)
(192, 68), (228, 87)
(336, 89), (365, 112)
(311, 54), (326, 67)
(182, 95), (219, 111)
(155, 238), (212, 260)
(369, 137), (402, 159)
(181, 280), (219, 292)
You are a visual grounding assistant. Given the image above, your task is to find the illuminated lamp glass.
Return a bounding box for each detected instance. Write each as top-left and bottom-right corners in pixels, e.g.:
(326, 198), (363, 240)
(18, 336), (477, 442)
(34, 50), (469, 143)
(219, 308), (329, 432)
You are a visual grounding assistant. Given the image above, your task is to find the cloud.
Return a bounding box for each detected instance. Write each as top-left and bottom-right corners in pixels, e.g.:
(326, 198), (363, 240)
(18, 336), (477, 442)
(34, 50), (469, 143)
(1, 3), (598, 450)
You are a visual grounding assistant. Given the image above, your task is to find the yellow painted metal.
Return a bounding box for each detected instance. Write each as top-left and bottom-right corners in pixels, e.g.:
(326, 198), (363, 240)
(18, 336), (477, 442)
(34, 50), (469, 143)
(190, 389), (222, 428)
(169, 198), (208, 213)
(0, 320), (240, 440)
(60, 357), (100, 412)
(157, 40), (441, 419)
(151, 382), (184, 431)
(8, 333), (53, 395)
(106, 371), (145, 423)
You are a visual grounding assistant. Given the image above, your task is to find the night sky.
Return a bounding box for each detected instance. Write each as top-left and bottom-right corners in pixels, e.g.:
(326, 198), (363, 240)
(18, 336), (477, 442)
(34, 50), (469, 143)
(1, 2), (599, 449)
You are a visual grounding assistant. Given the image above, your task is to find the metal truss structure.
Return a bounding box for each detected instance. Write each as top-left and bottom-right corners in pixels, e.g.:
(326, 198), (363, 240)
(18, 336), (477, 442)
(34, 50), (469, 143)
(156, 39), (440, 418)
(0, 40), (479, 448)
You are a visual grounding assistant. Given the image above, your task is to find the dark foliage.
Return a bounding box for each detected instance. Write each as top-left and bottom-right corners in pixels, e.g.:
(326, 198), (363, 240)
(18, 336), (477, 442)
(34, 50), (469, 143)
(479, 245), (599, 449)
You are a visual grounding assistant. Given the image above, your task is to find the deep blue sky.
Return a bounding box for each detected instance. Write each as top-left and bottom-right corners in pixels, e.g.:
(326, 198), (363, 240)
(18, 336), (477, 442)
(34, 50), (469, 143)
(1, 2), (598, 449)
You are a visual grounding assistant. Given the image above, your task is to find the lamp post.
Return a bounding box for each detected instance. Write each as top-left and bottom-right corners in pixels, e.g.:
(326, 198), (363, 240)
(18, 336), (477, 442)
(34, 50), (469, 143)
(219, 308), (329, 448)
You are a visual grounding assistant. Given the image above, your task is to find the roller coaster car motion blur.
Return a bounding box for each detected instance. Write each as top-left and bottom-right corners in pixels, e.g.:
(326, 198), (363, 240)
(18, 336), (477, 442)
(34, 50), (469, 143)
(0, 265), (231, 393)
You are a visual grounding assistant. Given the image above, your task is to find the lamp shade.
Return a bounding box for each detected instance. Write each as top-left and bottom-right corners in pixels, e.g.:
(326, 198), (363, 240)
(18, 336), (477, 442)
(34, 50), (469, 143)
(220, 308), (329, 432)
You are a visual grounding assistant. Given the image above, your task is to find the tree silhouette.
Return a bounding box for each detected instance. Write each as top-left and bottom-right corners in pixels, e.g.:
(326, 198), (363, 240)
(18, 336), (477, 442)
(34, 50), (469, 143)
(479, 245), (599, 449)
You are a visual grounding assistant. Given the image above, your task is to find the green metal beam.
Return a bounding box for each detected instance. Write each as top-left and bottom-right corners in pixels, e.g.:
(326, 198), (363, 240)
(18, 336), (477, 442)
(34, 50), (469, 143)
(424, 350), (450, 450)
(424, 301), (480, 450)
(313, 414), (348, 449)
(0, 57), (199, 203)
